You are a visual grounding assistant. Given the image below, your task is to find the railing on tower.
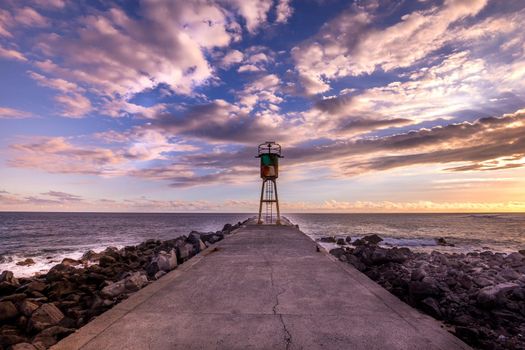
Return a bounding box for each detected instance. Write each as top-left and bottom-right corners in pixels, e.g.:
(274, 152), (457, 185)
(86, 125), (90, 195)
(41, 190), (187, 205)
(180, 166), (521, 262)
(256, 141), (282, 225)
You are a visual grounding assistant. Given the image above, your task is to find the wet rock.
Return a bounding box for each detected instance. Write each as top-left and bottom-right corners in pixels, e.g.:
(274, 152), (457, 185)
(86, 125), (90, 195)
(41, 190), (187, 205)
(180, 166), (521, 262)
(436, 237), (454, 246)
(329, 248), (345, 260)
(319, 236), (336, 243)
(98, 255), (116, 267)
(0, 271), (19, 285)
(336, 238), (346, 245)
(222, 223), (233, 233)
(81, 250), (102, 262)
(352, 238), (366, 246)
(345, 236), (352, 244)
(187, 232), (207, 253)
(46, 264), (76, 282)
(16, 258), (36, 267)
(0, 301), (19, 321)
(29, 303), (65, 331)
(61, 258), (81, 267)
(363, 234), (383, 245)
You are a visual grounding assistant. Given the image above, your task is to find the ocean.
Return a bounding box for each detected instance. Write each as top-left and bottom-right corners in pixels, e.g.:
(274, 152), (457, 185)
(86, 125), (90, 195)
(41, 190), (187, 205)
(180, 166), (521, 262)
(1, 212), (525, 277)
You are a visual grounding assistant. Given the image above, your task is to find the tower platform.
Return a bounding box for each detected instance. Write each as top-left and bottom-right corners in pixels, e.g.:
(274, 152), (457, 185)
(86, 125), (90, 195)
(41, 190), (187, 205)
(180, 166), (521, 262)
(53, 220), (470, 350)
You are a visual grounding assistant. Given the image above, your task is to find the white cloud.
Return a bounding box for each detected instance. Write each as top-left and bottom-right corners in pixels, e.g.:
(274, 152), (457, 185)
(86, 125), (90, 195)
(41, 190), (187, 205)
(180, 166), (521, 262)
(275, 0), (293, 24)
(220, 49), (244, 68)
(0, 44), (27, 61)
(221, 0), (273, 34)
(0, 107), (34, 119)
(292, 0), (488, 95)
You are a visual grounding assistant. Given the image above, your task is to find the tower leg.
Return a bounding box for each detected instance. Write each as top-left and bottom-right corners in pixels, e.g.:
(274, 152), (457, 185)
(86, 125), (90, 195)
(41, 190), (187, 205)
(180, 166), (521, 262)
(257, 179), (266, 224)
(273, 179), (281, 225)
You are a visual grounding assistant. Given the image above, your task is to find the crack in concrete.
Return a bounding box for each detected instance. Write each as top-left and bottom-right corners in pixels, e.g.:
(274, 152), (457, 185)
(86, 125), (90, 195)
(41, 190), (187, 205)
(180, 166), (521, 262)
(267, 254), (293, 350)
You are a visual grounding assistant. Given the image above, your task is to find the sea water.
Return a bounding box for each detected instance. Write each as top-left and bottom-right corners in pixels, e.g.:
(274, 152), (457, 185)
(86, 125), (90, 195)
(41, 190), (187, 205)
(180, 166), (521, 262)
(1, 212), (524, 277)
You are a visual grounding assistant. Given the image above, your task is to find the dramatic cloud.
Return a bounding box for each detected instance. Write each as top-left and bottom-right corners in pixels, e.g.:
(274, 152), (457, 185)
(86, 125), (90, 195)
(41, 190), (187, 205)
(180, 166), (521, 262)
(149, 98), (290, 144)
(292, 0), (499, 94)
(222, 0), (273, 34)
(2, 0), (525, 211)
(9, 137), (126, 175)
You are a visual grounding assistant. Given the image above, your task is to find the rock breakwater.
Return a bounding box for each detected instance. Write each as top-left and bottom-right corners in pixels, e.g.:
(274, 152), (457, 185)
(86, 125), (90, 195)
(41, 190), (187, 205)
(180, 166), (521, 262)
(327, 235), (525, 350)
(0, 221), (246, 350)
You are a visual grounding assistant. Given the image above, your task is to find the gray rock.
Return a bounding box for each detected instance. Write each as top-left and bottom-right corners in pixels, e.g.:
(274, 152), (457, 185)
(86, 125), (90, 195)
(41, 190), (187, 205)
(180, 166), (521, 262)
(154, 271), (167, 280)
(30, 303), (65, 331)
(477, 282), (519, 307)
(177, 243), (194, 261)
(101, 280), (126, 298)
(123, 272), (148, 292)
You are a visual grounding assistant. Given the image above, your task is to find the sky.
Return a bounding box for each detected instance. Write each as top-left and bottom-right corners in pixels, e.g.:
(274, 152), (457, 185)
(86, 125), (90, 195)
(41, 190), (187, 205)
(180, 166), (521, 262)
(0, 0), (525, 213)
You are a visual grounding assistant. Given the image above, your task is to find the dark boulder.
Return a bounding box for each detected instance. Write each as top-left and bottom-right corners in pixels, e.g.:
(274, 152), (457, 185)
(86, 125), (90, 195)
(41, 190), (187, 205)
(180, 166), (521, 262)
(408, 279), (441, 302)
(0, 301), (19, 321)
(329, 248), (345, 260)
(319, 236), (336, 243)
(98, 255), (117, 267)
(29, 303), (65, 331)
(420, 297), (442, 319)
(363, 234), (383, 245)
(336, 238), (346, 246)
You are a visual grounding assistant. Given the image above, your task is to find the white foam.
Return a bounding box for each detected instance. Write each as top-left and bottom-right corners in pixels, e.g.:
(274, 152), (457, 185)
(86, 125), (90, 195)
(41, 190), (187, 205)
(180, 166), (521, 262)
(0, 245), (118, 278)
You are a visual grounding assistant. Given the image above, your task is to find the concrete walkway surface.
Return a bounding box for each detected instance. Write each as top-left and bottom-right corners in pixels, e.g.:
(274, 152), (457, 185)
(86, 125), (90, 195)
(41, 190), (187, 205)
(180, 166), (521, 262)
(52, 222), (471, 350)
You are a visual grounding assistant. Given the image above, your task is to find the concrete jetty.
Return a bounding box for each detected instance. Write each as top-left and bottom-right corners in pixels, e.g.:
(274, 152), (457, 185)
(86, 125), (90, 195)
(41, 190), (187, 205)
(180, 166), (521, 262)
(53, 221), (470, 350)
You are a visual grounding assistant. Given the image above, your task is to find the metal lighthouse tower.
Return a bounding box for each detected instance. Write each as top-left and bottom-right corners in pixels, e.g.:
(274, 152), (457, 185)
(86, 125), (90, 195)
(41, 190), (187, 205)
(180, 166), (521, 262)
(256, 141), (282, 225)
